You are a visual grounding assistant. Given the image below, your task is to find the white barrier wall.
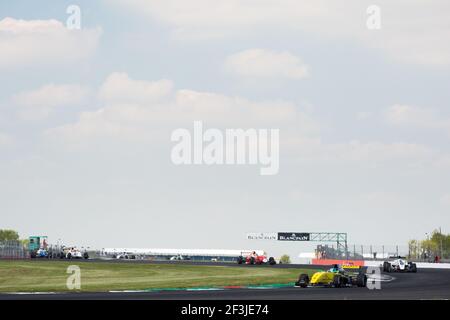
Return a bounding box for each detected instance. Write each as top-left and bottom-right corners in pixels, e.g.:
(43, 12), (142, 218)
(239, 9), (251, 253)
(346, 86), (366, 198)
(364, 260), (450, 269)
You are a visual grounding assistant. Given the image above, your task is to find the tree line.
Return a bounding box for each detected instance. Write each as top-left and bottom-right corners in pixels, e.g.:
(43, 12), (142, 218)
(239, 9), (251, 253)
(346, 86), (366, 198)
(408, 229), (449, 261)
(0, 229), (19, 242)
(0, 229), (30, 247)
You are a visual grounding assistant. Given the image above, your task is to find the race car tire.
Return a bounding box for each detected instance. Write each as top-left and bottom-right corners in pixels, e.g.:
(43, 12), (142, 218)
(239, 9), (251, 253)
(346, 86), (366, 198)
(295, 274), (309, 288)
(237, 256), (243, 264)
(410, 263), (417, 273)
(83, 252), (89, 259)
(333, 275), (343, 288)
(383, 262), (391, 273)
(268, 257), (276, 265)
(30, 252), (36, 259)
(67, 253), (72, 259)
(356, 273), (367, 287)
(250, 257), (255, 265)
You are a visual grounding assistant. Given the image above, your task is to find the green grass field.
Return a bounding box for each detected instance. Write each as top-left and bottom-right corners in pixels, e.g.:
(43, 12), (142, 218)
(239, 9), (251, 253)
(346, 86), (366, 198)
(0, 260), (319, 292)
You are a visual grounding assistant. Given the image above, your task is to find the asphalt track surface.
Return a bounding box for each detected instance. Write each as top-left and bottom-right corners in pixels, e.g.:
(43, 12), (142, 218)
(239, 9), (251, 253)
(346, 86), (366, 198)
(1, 260), (449, 300)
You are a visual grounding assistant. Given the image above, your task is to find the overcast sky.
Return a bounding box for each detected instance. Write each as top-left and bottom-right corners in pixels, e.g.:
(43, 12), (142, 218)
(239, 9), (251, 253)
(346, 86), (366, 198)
(1, 1), (449, 260)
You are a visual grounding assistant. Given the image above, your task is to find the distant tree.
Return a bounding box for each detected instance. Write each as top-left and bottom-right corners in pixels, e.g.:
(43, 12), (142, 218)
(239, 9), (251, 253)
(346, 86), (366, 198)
(409, 229), (450, 260)
(430, 229), (450, 259)
(20, 238), (30, 248)
(279, 254), (291, 264)
(408, 240), (419, 259)
(0, 229), (20, 242)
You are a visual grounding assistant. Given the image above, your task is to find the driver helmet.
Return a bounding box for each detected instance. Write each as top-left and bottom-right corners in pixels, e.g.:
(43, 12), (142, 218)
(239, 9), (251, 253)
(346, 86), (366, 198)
(329, 264), (340, 272)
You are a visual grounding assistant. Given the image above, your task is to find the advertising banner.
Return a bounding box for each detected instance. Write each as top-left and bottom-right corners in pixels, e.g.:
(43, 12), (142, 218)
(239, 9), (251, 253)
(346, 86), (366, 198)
(277, 232), (310, 241)
(246, 233), (278, 240)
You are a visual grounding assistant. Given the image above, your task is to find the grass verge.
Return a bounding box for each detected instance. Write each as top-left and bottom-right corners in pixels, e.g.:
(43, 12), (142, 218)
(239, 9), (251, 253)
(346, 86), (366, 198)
(0, 260), (319, 292)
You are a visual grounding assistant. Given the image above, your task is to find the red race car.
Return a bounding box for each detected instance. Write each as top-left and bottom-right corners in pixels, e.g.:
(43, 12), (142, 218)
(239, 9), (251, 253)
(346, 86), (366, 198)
(237, 251), (276, 265)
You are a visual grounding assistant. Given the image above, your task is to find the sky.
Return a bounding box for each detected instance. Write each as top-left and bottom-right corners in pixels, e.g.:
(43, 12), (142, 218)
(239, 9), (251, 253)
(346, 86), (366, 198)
(1, 1), (449, 260)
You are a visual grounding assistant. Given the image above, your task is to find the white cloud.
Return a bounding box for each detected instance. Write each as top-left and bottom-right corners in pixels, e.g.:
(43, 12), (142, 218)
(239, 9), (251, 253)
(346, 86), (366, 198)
(364, 2), (450, 67)
(110, 0), (450, 67)
(224, 49), (308, 79)
(385, 104), (450, 132)
(98, 72), (173, 105)
(109, 0), (359, 38)
(43, 73), (444, 171)
(0, 17), (101, 69)
(45, 72), (319, 146)
(12, 84), (90, 121)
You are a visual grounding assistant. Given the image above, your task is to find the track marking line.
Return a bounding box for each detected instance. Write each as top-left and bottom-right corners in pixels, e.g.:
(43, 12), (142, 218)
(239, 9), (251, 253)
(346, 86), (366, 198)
(366, 274), (395, 282)
(109, 290), (146, 293)
(6, 292), (59, 295)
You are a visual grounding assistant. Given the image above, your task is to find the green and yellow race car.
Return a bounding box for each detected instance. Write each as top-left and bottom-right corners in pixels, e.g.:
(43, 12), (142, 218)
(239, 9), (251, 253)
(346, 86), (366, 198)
(295, 264), (367, 288)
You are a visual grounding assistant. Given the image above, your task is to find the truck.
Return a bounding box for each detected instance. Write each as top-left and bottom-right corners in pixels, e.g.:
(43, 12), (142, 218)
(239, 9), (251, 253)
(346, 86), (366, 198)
(28, 236), (49, 258)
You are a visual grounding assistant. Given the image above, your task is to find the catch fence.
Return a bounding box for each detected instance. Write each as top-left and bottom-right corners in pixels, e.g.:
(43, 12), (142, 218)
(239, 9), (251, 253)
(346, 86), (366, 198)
(0, 240), (28, 259)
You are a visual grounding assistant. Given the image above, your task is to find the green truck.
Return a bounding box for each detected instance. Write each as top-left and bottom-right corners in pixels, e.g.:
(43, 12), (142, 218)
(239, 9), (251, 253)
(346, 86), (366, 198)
(28, 236), (49, 258)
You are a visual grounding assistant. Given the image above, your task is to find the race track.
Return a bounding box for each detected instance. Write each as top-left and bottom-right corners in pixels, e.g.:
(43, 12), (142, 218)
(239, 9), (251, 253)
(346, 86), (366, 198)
(1, 261), (449, 300)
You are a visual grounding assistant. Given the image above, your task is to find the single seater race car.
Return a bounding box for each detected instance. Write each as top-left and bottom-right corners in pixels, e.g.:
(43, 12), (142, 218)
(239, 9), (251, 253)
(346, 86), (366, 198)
(61, 247), (89, 259)
(295, 264), (367, 288)
(237, 251), (276, 265)
(29, 248), (49, 258)
(383, 257), (417, 273)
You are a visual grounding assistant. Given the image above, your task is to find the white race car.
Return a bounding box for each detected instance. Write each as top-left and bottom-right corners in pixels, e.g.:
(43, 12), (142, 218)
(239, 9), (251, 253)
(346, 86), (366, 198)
(114, 253), (136, 259)
(63, 247), (89, 259)
(383, 257), (417, 273)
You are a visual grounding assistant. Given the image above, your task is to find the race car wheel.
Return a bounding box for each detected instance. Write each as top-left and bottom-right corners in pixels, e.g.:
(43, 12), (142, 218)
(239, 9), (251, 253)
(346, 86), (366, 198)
(83, 252), (89, 259)
(410, 263), (417, 273)
(67, 253), (72, 259)
(341, 277), (349, 286)
(383, 262), (391, 273)
(333, 275), (343, 288)
(295, 274), (309, 288)
(356, 273), (367, 287)
(250, 257), (255, 265)
(237, 256), (243, 264)
(268, 257), (276, 265)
